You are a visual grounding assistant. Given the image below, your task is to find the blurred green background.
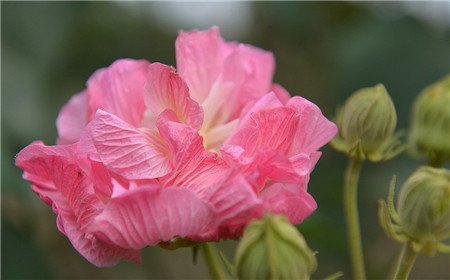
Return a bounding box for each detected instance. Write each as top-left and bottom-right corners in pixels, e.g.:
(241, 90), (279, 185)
(2, 2), (449, 279)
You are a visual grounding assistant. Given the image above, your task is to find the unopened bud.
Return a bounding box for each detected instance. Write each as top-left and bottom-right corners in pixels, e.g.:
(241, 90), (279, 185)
(235, 214), (317, 280)
(332, 84), (403, 161)
(409, 74), (450, 167)
(396, 166), (450, 255)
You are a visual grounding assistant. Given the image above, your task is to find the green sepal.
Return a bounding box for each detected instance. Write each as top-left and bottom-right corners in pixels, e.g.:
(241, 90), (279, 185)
(436, 241), (450, 253)
(219, 251), (236, 278)
(323, 271), (344, 280)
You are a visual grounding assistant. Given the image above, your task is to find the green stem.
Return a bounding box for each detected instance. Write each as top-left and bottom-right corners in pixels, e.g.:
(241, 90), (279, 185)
(393, 243), (417, 280)
(201, 242), (229, 280)
(344, 158), (366, 280)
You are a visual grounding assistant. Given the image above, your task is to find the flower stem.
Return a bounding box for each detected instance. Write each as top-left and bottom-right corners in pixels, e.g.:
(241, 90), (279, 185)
(393, 243), (417, 280)
(344, 158), (366, 280)
(201, 242), (229, 280)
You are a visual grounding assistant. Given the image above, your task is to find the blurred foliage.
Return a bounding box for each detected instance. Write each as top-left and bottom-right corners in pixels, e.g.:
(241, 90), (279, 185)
(2, 2), (449, 279)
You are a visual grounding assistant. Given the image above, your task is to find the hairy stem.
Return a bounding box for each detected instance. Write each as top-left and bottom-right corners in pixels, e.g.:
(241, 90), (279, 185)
(201, 242), (229, 280)
(344, 158), (366, 280)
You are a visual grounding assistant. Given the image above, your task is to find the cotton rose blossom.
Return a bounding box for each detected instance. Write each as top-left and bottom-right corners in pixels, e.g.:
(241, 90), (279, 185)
(15, 27), (337, 267)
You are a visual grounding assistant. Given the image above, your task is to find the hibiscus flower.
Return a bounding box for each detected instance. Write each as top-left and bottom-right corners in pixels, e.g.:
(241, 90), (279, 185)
(16, 27), (337, 266)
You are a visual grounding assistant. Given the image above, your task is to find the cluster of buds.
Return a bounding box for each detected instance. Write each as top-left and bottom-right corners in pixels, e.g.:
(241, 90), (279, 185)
(331, 84), (404, 162)
(235, 214), (317, 280)
(408, 74), (450, 167)
(379, 167), (450, 255)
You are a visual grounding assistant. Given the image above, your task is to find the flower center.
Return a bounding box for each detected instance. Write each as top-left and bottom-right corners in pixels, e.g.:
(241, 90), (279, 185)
(199, 119), (239, 153)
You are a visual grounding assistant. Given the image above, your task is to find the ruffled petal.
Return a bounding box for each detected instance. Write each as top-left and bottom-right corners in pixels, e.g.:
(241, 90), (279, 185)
(260, 182), (317, 225)
(286, 96), (338, 155)
(16, 142), (101, 225)
(89, 185), (218, 249)
(225, 107), (299, 156)
(216, 43), (275, 120)
(200, 43), (275, 125)
(54, 198), (141, 267)
(90, 110), (172, 180)
(221, 146), (302, 192)
(222, 106), (325, 194)
(175, 26), (236, 103)
(56, 91), (88, 145)
(15, 142), (140, 266)
(157, 111), (229, 192)
(289, 153), (315, 178)
(142, 63), (203, 130)
(86, 59), (150, 127)
(238, 92), (284, 126)
(199, 171), (263, 231)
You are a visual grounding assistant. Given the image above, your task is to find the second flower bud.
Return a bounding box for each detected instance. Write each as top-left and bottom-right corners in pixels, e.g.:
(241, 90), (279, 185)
(332, 84), (404, 161)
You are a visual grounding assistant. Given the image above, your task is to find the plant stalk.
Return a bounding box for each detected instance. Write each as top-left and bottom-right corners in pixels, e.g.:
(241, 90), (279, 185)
(393, 243), (417, 280)
(344, 158), (366, 280)
(201, 242), (229, 280)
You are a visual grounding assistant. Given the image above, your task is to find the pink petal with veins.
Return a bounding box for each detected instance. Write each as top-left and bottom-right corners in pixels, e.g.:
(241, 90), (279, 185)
(89, 185), (218, 249)
(90, 110), (172, 180)
(15, 142), (140, 267)
(260, 182), (317, 225)
(286, 96), (338, 155)
(199, 171), (263, 231)
(156, 111), (228, 192)
(175, 26), (236, 103)
(225, 107), (298, 156)
(215, 43), (275, 121)
(86, 59), (150, 127)
(142, 63), (203, 130)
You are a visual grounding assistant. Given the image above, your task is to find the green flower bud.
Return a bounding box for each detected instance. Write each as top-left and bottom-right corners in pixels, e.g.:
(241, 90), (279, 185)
(396, 167), (450, 255)
(409, 74), (450, 167)
(332, 84), (404, 161)
(235, 214), (317, 280)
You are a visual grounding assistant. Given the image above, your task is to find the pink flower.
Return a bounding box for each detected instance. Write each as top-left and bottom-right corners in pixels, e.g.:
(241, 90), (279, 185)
(15, 27), (337, 267)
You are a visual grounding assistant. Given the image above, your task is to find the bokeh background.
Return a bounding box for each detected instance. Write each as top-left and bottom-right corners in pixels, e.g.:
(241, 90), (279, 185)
(2, 1), (449, 279)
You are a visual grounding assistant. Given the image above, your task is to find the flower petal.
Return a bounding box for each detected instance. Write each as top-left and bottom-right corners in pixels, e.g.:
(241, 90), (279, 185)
(286, 96), (338, 155)
(142, 63), (203, 130)
(260, 182), (317, 225)
(56, 91), (88, 145)
(214, 43), (275, 120)
(221, 146), (302, 192)
(225, 107), (299, 156)
(200, 44), (275, 125)
(199, 171), (263, 231)
(55, 199), (141, 267)
(90, 110), (172, 180)
(15, 142), (140, 266)
(86, 59), (150, 127)
(157, 111), (229, 192)
(89, 185), (218, 249)
(238, 92), (284, 126)
(16, 142), (100, 225)
(176, 26), (236, 103)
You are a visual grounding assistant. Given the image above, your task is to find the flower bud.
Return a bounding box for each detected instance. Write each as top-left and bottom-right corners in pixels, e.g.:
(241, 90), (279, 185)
(235, 214), (317, 280)
(332, 84), (403, 161)
(409, 74), (450, 167)
(397, 167), (450, 255)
